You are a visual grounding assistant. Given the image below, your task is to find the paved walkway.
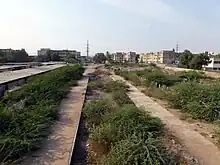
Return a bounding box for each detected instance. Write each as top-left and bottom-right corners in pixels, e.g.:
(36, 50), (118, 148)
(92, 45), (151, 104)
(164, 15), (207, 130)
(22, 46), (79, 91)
(111, 74), (220, 165)
(20, 65), (95, 165)
(0, 64), (65, 84)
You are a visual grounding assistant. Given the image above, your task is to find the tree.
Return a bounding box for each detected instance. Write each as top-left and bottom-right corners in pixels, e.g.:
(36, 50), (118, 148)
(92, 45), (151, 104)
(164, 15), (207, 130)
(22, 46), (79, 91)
(0, 50), (6, 63)
(2, 49), (29, 62)
(190, 52), (211, 70)
(64, 57), (77, 64)
(93, 53), (106, 64)
(179, 50), (194, 68)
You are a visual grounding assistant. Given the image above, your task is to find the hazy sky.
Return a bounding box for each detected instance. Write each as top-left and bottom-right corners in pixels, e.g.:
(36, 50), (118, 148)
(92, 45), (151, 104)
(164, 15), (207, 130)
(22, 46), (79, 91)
(0, 0), (220, 55)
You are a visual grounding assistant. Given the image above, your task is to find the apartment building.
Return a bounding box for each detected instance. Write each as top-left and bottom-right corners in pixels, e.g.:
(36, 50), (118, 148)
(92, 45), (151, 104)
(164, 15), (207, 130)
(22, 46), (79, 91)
(37, 49), (81, 60)
(139, 50), (176, 64)
(112, 52), (125, 62)
(139, 52), (155, 63)
(203, 57), (220, 71)
(124, 52), (137, 63)
(159, 50), (176, 64)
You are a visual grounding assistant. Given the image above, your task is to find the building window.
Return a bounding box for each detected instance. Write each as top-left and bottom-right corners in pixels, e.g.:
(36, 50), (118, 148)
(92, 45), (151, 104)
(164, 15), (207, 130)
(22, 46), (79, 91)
(214, 61), (220, 64)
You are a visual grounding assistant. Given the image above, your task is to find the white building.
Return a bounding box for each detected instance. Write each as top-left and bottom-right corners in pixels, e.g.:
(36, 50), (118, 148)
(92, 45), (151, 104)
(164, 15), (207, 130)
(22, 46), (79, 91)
(203, 57), (220, 71)
(124, 52), (137, 63)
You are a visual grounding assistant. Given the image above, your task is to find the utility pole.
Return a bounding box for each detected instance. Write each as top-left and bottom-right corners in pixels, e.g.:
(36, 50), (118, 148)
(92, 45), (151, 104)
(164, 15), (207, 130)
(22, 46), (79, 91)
(86, 40), (89, 57)
(176, 41), (179, 53)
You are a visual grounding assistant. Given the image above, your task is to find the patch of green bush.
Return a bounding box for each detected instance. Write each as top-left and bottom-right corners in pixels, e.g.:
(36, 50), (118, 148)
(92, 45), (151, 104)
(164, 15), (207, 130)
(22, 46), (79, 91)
(117, 69), (180, 88)
(177, 70), (205, 82)
(143, 70), (180, 87)
(83, 99), (115, 127)
(117, 69), (220, 122)
(166, 82), (220, 121)
(89, 79), (129, 93)
(104, 135), (167, 165)
(90, 105), (163, 144)
(112, 89), (133, 106)
(0, 65), (84, 163)
(86, 101), (174, 164)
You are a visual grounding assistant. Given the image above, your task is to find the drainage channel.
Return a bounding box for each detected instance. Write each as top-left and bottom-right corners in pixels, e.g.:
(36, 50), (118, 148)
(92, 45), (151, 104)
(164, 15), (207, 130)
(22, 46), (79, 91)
(70, 117), (89, 165)
(70, 73), (100, 165)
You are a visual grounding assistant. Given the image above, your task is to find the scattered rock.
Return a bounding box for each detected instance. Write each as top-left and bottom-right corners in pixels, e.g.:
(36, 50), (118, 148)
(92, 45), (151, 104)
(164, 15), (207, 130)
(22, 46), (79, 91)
(209, 134), (215, 138)
(197, 123), (202, 128)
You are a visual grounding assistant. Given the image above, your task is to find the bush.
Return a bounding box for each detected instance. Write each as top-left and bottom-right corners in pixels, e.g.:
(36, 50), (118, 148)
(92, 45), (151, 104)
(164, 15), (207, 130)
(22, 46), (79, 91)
(143, 70), (180, 87)
(167, 82), (220, 121)
(89, 104), (171, 165)
(104, 135), (167, 165)
(177, 70), (205, 81)
(118, 69), (180, 88)
(112, 89), (133, 106)
(83, 100), (115, 126)
(0, 65), (84, 163)
(90, 105), (163, 145)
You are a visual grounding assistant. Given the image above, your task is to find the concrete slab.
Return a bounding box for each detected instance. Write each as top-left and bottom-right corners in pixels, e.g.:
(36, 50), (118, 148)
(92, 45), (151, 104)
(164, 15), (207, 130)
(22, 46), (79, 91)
(0, 65), (25, 70)
(0, 64), (65, 84)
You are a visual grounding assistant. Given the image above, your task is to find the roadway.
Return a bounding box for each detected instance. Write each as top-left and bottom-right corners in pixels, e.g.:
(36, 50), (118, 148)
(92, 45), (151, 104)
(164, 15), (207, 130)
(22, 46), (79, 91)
(0, 64), (65, 85)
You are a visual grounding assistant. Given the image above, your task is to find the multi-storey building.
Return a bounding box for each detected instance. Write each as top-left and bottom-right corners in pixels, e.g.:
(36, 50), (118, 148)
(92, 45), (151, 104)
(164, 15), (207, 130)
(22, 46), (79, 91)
(158, 50), (176, 64)
(203, 57), (220, 71)
(139, 52), (155, 63)
(124, 52), (137, 63)
(112, 52), (125, 63)
(139, 50), (176, 64)
(37, 49), (81, 60)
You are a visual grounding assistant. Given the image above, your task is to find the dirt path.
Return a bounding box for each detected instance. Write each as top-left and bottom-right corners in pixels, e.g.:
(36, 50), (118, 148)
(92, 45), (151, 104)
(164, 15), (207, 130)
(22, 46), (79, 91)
(111, 74), (220, 165)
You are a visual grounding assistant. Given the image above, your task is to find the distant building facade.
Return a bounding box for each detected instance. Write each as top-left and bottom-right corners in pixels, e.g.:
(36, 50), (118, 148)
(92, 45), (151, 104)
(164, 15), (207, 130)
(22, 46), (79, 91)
(112, 52), (125, 62)
(37, 49), (81, 60)
(124, 52), (137, 63)
(203, 57), (220, 71)
(139, 52), (155, 63)
(139, 50), (176, 64)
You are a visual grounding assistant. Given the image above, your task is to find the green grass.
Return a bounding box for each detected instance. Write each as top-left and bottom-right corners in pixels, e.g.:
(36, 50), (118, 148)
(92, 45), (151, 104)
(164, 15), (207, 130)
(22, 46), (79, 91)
(0, 65), (85, 164)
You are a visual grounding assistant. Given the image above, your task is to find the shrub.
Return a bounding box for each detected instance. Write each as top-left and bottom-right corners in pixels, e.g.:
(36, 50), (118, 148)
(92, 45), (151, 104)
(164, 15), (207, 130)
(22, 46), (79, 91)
(104, 135), (167, 165)
(103, 80), (129, 93)
(0, 65), (84, 163)
(177, 70), (205, 81)
(112, 89), (133, 106)
(89, 105), (170, 165)
(143, 70), (180, 87)
(166, 82), (220, 121)
(90, 105), (163, 145)
(83, 100), (115, 126)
